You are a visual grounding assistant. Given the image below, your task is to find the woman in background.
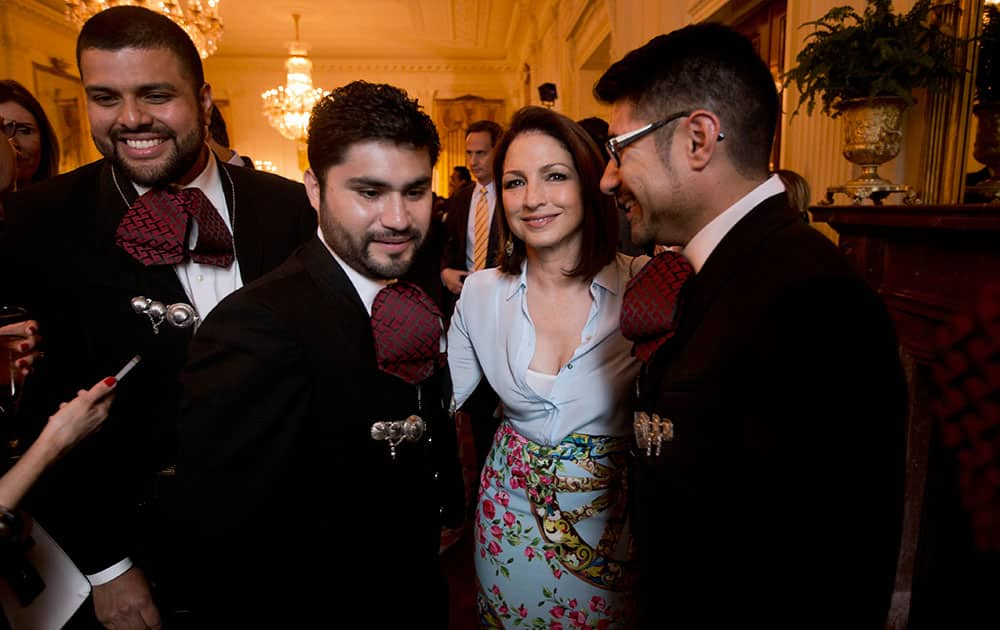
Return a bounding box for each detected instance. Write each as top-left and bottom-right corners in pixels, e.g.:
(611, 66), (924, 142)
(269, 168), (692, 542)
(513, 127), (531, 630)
(0, 80), (60, 191)
(449, 106), (644, 628)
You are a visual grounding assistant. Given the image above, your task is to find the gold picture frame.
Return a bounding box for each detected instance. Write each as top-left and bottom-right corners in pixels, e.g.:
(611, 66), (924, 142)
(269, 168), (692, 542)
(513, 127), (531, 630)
(32, 59), (100, 174)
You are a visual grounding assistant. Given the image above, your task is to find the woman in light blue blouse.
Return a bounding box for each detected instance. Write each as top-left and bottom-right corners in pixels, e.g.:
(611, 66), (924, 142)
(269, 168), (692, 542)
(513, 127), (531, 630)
(448, 106), (645, 629)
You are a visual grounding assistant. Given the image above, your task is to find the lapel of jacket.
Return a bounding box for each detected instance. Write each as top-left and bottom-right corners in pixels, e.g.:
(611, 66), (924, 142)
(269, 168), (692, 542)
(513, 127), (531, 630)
(680, 193), (797, 331)
(221, 160), (267, 284)
(644, 193), (799, 378)
(300, 236), (372, 333)
(93, 160), (188, 305)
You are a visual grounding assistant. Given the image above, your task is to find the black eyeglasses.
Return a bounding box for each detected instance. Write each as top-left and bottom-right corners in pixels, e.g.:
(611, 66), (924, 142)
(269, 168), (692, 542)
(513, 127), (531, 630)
(605, 111), (726, 167)
(605, 111), (690, 167)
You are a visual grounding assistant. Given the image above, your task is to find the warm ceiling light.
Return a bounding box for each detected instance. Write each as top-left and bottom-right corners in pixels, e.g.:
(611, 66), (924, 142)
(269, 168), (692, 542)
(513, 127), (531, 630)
(261, 14), (328, 144)
(64, 0), (224, 59)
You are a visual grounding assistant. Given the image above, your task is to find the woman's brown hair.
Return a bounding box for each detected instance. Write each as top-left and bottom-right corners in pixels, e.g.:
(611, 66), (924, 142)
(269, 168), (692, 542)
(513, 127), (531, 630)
(493, 106), (618, 279)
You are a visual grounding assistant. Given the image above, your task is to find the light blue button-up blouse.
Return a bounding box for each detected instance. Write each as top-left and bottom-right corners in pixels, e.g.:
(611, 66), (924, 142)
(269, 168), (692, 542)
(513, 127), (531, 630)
(447, 253), (647, 447)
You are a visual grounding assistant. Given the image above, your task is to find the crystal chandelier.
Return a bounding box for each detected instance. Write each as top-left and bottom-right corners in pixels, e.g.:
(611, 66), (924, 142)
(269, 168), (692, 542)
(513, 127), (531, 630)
(64, 1), (223, 59)
(261, 15), (328, 144)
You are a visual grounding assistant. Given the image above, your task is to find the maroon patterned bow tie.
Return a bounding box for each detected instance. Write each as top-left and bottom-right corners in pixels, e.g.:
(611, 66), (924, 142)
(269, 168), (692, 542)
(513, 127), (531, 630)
(371, 281), (445, 384)
(620, 251), (694, 363)
(115, 187), (235, 267)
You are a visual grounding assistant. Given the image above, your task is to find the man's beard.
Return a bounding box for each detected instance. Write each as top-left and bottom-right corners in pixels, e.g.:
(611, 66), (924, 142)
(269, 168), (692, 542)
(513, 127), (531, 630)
(320, 210), (425, 281)
(98, 121), (205, 188)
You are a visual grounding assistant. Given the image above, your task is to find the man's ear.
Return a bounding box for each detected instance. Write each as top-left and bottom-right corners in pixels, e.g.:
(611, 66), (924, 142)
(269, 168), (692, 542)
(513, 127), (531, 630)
(304, 168), (321, 213)
(686, 111), (723, 171)
(199, 83), (214, 123)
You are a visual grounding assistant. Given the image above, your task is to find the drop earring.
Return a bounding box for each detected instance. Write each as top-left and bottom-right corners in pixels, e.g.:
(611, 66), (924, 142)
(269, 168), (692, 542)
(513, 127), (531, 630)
(505, 235), (514, 257)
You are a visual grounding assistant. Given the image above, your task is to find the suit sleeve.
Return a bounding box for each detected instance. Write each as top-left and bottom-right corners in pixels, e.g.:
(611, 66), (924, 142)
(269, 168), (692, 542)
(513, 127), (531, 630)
(0, 187), (131, 573)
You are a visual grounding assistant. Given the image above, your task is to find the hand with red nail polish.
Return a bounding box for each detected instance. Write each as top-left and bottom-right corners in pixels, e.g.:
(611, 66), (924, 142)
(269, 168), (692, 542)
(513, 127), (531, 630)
(1, 318), (43, 377)
(0, 376), (116, 510)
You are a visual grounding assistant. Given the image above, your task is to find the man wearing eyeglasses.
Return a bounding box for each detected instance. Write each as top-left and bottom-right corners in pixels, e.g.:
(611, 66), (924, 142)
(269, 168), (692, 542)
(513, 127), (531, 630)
(597, 24), (908, 627)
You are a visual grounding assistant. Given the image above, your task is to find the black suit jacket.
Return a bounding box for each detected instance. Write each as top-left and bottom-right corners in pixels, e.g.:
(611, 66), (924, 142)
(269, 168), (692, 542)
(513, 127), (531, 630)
(0, 158), (316, 575)
(632, 194), (908, 628)
(440, 182), (502, 272)
(176, 237), (463, 626)
(439, 183), (502, 317)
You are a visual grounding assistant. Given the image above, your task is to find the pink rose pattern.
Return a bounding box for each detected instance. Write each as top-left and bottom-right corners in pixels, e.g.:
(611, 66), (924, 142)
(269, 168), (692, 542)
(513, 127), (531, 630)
(474, 423), (635, 628)
(478, 579), (625, 630)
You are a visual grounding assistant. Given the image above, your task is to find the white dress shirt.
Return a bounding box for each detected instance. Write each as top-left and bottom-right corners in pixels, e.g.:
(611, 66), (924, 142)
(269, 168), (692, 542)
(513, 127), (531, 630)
(464, 181), (496, 271)
(448, 253), (646, 446)
(682, 174), (786, 272)
(132, 154), (243, 321)
(91, 156), (244, 586)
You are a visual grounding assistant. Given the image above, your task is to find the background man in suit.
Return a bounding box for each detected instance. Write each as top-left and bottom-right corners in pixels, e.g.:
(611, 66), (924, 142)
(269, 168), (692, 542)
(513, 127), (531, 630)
(598, 24), (908, 627)
(439, 121), (504, 473)
(0, 6), (315, 627)
(439, 119), (503, 303)
(177, 80), (463, 627)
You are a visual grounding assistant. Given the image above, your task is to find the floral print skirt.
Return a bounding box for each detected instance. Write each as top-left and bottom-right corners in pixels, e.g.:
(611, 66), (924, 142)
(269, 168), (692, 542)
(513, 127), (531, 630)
(474, 421), (636, 629)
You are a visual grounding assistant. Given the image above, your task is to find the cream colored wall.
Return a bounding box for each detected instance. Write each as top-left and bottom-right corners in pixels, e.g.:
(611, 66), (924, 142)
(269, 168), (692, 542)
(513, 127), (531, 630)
(1, 0), (77, 86)
(2, 0), (967, 207)
(204, 57), (516, 182)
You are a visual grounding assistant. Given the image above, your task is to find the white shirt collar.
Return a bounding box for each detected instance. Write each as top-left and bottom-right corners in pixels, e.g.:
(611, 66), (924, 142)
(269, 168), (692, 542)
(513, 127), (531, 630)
(681, 174), (785, 273)
(504, 255), (624, 301)
(316, 227), (390, 315)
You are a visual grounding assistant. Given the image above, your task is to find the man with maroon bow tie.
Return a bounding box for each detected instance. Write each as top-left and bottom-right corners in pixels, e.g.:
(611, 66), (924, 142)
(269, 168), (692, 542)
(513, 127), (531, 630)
(176, 81), (463, 627)
(602, 24), (908, 628)
(0, 6), (315, 627)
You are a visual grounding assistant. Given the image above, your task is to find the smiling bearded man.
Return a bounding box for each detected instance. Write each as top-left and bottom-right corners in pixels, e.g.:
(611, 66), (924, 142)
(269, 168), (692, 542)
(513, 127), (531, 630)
(0, 6), (317, 628)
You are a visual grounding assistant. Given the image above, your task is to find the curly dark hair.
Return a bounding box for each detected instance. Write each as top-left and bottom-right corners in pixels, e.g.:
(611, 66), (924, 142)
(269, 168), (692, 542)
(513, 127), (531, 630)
(307, 81), (440, 184)
(0, 79), (60, 184)
(595, 23), (777, 179)
(492, 106), (618, 280)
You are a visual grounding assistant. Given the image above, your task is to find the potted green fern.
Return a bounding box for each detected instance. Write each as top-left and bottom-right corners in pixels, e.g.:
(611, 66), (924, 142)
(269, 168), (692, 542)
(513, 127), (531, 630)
(784, 0), (965, 203)
(785, 0), (963, 117)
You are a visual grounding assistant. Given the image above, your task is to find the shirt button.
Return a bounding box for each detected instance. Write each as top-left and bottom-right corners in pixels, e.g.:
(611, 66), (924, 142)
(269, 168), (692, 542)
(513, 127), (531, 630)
(196, 274), (205, 282)
(567, 363), (574, 369)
